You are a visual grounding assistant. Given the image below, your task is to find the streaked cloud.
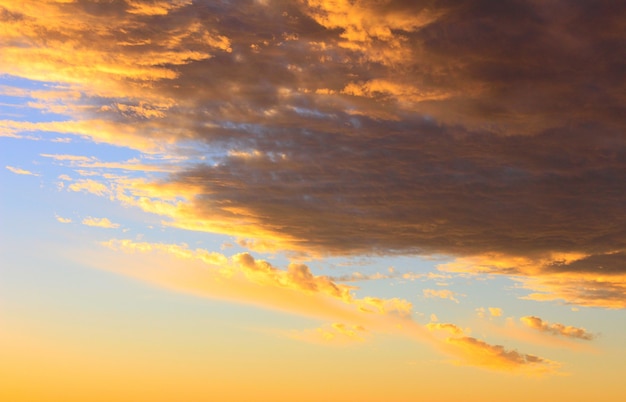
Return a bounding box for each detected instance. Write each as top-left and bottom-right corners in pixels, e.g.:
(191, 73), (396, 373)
(5, 165), (39, 176)
(520, 316), (595, 341)
(96, 237), (556, 373)
(440, 253), (626, 309)
(445, 336), (559, 374)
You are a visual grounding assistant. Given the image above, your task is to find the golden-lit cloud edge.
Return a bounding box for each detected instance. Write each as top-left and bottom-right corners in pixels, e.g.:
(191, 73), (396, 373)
(92, 237), (560, 374)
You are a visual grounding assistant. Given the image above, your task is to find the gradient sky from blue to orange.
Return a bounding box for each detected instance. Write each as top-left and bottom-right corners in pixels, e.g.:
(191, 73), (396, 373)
(1, 1), (626, 401)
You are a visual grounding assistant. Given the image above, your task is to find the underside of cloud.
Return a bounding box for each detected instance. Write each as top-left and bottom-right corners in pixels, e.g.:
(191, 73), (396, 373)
(2, 0), (625, 308)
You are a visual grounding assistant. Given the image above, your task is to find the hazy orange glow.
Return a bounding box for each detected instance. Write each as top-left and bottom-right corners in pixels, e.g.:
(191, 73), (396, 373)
(2, 0), (625, 401)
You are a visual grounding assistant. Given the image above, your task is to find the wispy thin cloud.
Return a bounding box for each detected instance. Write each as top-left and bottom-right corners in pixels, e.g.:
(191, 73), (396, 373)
(82, 217), (120, 229)
(423, 289), (462, 304)
(5, 165), (39, 176)
(55, 214), (72, 224)
(520, 316), (595, 341)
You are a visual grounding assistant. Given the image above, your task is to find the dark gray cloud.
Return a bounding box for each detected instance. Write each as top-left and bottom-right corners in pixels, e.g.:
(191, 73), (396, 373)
(5, 1), (626, 274)
(149, 1), (626, 269)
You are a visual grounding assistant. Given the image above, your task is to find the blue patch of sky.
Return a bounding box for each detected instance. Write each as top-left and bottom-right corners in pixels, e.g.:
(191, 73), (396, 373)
(0, 75), (72, 123)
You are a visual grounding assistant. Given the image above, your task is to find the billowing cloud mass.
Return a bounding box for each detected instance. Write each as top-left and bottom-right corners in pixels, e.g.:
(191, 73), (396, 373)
(3, 0), (624, 307)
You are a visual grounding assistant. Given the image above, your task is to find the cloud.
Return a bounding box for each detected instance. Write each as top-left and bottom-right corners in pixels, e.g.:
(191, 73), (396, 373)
(520, 316), (595, 341)
(55, 214), (72, 224)
(3, 1), (625, 308)
(440, 253), (626, 309)
(5, 165), (38, 176)
(476, 307), (503, 319)
(445, 336), (559, 374)
(68, 179), (110, 196)
(423, 289), (461, 303)
(40, 154), (95, 162)
(81, 217), (120, 229)
(95, 237), (556, 373)
(489, 308), (503, 317)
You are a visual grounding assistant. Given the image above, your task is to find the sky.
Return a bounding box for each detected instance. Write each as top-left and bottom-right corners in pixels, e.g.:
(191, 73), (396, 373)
(1, 1), (625, 401)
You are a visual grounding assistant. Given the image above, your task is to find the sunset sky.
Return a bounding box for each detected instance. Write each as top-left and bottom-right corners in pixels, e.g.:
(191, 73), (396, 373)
(1, 1), (625, 401)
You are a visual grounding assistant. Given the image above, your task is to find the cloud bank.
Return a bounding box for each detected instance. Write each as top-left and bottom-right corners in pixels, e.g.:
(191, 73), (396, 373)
(4, 0), (624, 307)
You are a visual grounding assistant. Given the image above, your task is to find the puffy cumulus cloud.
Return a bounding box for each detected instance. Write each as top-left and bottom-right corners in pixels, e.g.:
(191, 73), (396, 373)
(231, 252), (351, 302)
(520, 316), (595, 341)
(423, 289), (461, 303)
(81, 216), (120, 229)
(3, 1), (626, 308)
(445, 336), (559, 374)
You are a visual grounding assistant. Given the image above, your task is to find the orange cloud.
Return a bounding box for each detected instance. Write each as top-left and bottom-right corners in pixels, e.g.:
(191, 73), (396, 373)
(520, 316), (595, 341)
(489, 308), (503, 317)
(477, 307), (503, 318)
(440, 253), (626, 309)
(445, 336), (559, 374)
(89, 238), (559, 373)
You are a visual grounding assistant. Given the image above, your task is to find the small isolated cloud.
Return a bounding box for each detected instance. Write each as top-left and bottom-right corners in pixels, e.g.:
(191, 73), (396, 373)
(520, 316), (595, 341)
(488, 308), (503, 317)
(55, 214), (72, 223)
(5, 165), (39, 176)
(82, 217), (120, 229)
(423, 289), (461, 303)
(477, 307), (503, 318)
